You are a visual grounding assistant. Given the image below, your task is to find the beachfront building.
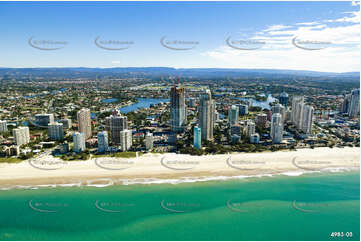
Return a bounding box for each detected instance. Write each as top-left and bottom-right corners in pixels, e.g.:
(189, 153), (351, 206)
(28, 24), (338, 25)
(170, 83), (186, 133)
(250, 133), (260, 144)
(291, 96), (304, 126)
(97, 131), (109, 153)
(48, 122), (64, 141)
(349, 89), (360, 118)
(73, 132), (86, 153)
(106, 114), (128, 144)
(13, 126), (30, 146)
(228, 105), (239, 125)
(0, 120), (7, 133)
(301, 105), (314, 134)
(77, 108), (92, 139)
(193, 126), (202, 150)
(198, 89), (214, 141)
(291, 96), (314, 134)
(35, 114), (54, 126)
(119, 129), (132, 152)
(145, 132), (154, 151)
(270, 113), (283, 144)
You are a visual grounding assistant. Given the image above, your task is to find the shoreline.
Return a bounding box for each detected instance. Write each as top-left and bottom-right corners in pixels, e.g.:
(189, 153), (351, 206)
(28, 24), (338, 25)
(0, 147), (359, 189)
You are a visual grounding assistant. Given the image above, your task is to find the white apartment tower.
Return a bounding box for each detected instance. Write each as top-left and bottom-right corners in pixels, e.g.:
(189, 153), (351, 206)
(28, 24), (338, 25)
(270, 113), (283, 144)
(13, 126), (30, 146)
(119, 129), (132, 152)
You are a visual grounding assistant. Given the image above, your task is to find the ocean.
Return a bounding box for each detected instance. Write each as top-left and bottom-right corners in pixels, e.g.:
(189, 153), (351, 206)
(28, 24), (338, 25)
(0, 171), (359, 241)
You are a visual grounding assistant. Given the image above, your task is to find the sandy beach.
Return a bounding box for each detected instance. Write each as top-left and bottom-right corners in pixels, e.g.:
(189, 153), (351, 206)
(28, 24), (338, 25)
(0, 147), (359, 188)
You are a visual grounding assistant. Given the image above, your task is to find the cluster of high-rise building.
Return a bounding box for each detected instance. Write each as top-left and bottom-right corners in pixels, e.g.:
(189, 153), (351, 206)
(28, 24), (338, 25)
(170, 82), (215, 149)
(3, 82), (357, 159)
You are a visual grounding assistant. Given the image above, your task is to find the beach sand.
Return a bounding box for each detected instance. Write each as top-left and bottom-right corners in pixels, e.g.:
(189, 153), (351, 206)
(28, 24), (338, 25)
(0, 147), (359, 188)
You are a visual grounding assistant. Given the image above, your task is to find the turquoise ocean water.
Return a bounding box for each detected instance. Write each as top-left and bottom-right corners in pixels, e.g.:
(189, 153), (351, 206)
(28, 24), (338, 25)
(0, 171), (359, 241)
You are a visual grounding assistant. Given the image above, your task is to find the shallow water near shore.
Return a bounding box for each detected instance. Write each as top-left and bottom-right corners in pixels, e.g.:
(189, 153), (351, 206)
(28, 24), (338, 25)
(0, 171), (359, 241)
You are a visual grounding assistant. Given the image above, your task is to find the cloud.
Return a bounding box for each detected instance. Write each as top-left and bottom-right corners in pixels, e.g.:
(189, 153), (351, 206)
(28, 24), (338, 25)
(264, 24), (292, 32)
(326, 11), (360, 23)
(296, 21), (320, 26)
(201, 11), (360, 72)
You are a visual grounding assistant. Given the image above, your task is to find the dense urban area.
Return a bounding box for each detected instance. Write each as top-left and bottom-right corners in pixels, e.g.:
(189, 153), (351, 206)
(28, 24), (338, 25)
(0, 68), (359, 162)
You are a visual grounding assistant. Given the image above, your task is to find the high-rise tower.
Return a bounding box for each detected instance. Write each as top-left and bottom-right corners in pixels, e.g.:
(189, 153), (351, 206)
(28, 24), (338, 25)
(170, 78), (186, 132)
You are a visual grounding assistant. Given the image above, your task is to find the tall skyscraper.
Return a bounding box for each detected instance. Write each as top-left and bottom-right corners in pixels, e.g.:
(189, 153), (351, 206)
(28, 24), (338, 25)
(170, 82), (186, 133)
(301, 105), (314, 134)
(291, 96), (314, 134)
(291, 96), (304, 125)
(48, 122), (64, 141)
(341, 94), (351, 114)
(198, 89), (214, 141)
(228, 105), (239, 125)
(348, 89), (360, 118)
(97, 131), (109, 153)
(106, 115), (128, 144)
(13, 126), (30, 146)
(193, 126), (202, 150)
(119, 129), (132, 152)
(270, 113), (283, 144)
(279, 92), (289, 107)
(145, 132), (154, 151)
(73, 132), (85, 153)
(35, 114), (54, 126)
(0, 120), (7, 133)
(77, 108), (92, 139)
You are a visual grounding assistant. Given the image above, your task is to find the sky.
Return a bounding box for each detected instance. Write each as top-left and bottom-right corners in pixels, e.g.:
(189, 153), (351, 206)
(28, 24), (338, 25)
(0, 1), (359, 72)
